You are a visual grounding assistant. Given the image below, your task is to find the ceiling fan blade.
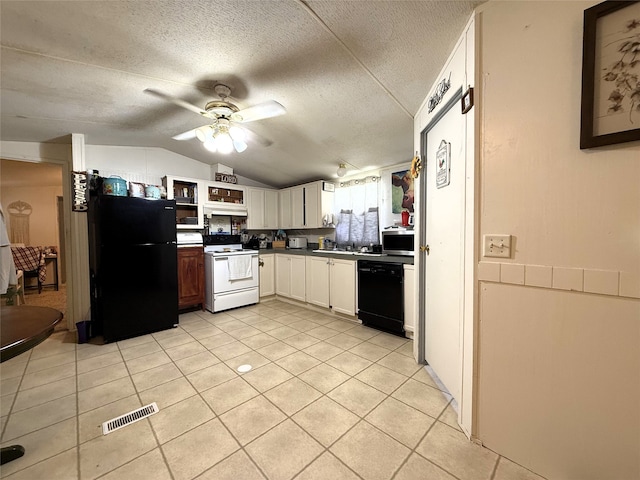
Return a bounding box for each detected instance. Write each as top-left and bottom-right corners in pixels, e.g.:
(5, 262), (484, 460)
(240, 124), (273, 147)
(144, 88), (214, 118)
(231, 100), (286, 123)
(172, 128), (197, 141)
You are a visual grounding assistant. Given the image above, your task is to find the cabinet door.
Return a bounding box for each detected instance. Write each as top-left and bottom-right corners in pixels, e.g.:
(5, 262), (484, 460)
(305, 256), (330, 308)
(247, 188), (264, 230)
(275, 254), (291, 297)
(264, 189), (279, 229)
(289, 255), (306, 302)
(291, 186), (305, 228)
(279, 189), (292, 229)
(260, 254), (275, 297)
(330, 258), (356, 316)
(304, 182), (320, 228)
(177, 247), (204, 309)
(403, 265), (415, 333)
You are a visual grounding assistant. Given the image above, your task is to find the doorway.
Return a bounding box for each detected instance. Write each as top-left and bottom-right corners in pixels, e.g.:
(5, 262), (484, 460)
(417, 89), (466, 403)
(0, 159), (67, 326)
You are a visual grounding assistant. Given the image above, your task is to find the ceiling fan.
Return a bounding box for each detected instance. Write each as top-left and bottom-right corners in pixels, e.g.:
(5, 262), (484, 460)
(144, 84), (286, 154)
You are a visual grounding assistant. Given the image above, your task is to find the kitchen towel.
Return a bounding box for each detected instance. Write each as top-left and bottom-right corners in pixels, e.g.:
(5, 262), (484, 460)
(227, 255), (252, 280)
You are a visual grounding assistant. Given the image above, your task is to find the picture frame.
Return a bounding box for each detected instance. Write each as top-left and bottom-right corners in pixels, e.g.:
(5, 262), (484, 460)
(461, 86), (474, 114)
(580, 0), (640, 149)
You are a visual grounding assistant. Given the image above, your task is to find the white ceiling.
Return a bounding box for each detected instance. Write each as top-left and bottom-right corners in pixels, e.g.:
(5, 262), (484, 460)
(0, 0), (481, 188)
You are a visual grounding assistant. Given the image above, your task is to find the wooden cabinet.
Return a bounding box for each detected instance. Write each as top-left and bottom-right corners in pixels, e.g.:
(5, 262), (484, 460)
(247, 187), (278, 230)
(291, 186), (305, 228)
(259, 254), (275, 297)
(305, 256), (355, 315)
(177, 247), (205, 310)
(275, 254), (306, 301)
(403, 264), (415, 333)
(305, 256), (330, 308)
(329, 258), (356, 316)
(163, 176), (203, 230)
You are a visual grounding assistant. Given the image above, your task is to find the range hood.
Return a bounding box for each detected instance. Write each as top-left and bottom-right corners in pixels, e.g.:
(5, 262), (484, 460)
(204, 205), (248, 217)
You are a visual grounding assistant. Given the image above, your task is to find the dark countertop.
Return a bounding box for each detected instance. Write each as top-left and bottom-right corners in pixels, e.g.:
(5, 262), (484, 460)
(256, 247), (415, 265)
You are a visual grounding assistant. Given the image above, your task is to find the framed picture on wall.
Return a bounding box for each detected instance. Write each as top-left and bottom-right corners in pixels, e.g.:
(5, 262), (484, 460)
(580, 0), (640, 149)
(391, 170), (414, 213)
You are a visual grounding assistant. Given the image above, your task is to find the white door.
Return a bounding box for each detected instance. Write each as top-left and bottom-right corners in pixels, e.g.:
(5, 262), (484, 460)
(424, 103), (466, 402)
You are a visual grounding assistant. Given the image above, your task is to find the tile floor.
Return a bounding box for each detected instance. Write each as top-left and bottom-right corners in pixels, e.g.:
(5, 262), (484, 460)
(0, 300), (545, 480)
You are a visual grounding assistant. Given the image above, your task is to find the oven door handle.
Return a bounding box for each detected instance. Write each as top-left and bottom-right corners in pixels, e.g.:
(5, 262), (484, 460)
(214, 257), (228, 261)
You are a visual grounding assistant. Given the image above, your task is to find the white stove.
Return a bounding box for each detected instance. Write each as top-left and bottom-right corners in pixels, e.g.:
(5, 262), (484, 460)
(204, 236), (259, 313)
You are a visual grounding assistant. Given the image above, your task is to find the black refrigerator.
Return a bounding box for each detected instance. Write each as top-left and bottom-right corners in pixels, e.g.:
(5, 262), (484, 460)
(88, 195), (179, 343)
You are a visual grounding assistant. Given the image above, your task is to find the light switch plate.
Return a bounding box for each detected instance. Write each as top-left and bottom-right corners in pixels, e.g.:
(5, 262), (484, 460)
(483, 234), (511, 258)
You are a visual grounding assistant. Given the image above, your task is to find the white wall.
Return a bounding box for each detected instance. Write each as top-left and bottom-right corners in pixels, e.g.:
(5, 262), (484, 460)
(476, 2), (640, 479)
(85, 145), (274, 188)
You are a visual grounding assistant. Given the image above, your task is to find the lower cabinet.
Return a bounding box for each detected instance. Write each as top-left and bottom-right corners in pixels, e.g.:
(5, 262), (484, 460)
(177, 246), (204, 310)
(275, 254), (306, 302)
(329, 258), (356, 316)
(403, 264), (415, 333)
(305, 256), (356, 316)
(259, 254), (275, 297)
(306, 256), (330, 308)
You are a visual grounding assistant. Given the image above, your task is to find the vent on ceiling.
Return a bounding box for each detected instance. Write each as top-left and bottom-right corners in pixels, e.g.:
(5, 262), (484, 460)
(102, 402), (159, 435)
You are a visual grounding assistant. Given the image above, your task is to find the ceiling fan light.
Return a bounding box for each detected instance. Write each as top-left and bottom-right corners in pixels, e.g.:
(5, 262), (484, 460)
(196, 125), (214, 142)
(233, 139), (248, 153)
(203, 138), (217, 152)
(215, 132), (234, 154)
(337, 163), (347, 177)
(229, 125), (246, 141)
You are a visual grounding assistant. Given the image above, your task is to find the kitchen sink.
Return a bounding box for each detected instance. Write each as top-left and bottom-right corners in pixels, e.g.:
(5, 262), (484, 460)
(312, 249), (386, 256)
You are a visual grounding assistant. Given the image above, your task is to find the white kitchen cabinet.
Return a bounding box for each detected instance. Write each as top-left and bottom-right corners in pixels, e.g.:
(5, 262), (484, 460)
(279, 188), (292, 229)
(403, 264), (415, 333)
(305, 256), (356, 315)
(291, 186), (305, 228)
(247, 187), (278, 230)
(284, 181), (334, 229)
(259, 254), (275, 297)
(305, 256), (330, 308)
(163, 176), (203, 229)
(329, 258), (356, 316)
(203, 181), (247, 216)
(275, 254), (306, 301)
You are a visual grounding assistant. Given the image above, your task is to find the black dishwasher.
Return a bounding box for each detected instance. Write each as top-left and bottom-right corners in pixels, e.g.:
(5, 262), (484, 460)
(357, 260), (404, 337)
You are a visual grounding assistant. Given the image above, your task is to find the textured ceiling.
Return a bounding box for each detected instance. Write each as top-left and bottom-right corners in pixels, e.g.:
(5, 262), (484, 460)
(0, 0), (481, 188)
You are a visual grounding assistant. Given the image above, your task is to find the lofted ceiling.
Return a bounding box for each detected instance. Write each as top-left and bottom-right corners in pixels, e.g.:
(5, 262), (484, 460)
(0, 0), (482, 188)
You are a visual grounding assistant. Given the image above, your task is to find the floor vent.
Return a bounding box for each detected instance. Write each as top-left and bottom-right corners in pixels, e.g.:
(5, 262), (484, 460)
(102, 402), (159, 435)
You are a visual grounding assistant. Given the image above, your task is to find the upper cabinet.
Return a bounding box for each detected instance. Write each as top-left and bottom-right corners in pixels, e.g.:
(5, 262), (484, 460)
(203, 182), (247, 217)
(285, 181), (334, 229)
(163, 176), (203, 230)
(279, 189), (292, 229)
(247, 187), (278, 230)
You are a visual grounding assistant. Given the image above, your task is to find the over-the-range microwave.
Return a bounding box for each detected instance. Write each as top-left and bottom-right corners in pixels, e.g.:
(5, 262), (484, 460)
(381, 229), (414, 256)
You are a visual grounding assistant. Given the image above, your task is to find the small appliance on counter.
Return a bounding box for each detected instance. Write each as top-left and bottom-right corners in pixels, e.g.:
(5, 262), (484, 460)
(288, 237), (308, 249)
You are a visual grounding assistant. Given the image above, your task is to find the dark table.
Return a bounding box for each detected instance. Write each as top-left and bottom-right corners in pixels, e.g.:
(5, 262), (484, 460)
(0, 305), (63, 464)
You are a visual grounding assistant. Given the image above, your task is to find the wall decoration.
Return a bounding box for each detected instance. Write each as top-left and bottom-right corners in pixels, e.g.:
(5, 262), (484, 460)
(436, 140), (451, 189)
(427, 73), (452, 113)
(7, 200), (32, 244)
(72, 171), (89, 212)
(580, 0), (640, 148)
(410, 153), (422, 179)
(214, 173), (238, 184)
(461, 86), (474, 114)
(391, 170), (414, 213)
